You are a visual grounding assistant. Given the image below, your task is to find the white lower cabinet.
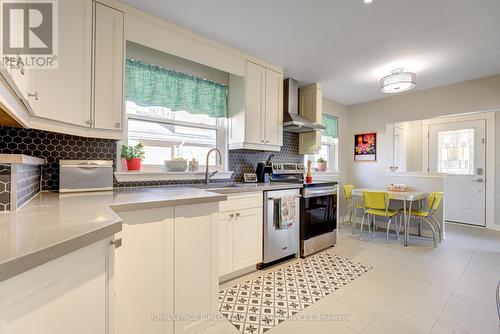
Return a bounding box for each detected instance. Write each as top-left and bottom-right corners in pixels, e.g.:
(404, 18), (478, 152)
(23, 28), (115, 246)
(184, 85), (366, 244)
(115, 207), (175, 334)
(115, 202), (220, 334)
(174, 203), (219, 334)
(0, 238), (115, 334)
(216, 211), (235, 277)
(216, 192), (263, 277)
(233, 207), (263, 271)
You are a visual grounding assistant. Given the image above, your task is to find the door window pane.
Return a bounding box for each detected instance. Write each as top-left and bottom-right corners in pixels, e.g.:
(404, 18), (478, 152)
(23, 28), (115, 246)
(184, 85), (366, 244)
(437, 129), (474, 174)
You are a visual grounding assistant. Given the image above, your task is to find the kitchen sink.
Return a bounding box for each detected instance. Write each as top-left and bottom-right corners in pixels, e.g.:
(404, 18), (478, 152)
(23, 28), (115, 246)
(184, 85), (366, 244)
(189, 182), (258, 193)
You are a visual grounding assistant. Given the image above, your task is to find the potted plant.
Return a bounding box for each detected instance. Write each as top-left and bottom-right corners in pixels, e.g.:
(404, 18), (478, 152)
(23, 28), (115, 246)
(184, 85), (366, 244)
(316, 157), (328, 172)
(121, 143), (145, 171)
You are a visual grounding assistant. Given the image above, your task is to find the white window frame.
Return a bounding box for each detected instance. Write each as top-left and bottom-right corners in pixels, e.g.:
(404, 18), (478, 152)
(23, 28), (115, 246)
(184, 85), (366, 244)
(123, 112), (228, 171)
(115, 105), (232, 185)
(304, 136), (339, 172)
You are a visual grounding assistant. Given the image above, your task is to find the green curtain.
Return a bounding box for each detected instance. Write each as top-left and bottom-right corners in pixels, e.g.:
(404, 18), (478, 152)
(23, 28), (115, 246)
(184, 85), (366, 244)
(322, 114), (338, 138)
(125, 59), (228, 118)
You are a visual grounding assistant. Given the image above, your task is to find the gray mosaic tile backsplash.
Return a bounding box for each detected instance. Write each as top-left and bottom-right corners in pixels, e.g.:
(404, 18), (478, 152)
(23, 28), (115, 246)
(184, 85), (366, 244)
(16, 164), (41, 208)
(0, 165), (11, 211)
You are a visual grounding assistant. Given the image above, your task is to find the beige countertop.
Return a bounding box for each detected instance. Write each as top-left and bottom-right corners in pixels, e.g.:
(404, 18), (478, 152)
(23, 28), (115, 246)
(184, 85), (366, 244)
(0, 182), (303, 282)
(0, 187), (228, 282)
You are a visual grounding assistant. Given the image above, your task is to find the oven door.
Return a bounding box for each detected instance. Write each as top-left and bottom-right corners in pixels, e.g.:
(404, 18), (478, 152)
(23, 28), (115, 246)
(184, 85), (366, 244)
(301, 187), (337, 240)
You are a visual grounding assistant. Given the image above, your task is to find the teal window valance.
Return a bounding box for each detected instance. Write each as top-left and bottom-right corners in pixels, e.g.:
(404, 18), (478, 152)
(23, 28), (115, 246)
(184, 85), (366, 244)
(125, 59), (228, 118)
(322, 114), (338, 138)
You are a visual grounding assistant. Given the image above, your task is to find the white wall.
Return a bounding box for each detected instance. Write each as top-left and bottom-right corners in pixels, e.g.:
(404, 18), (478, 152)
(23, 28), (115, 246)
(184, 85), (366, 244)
(346, 75), (500, 228)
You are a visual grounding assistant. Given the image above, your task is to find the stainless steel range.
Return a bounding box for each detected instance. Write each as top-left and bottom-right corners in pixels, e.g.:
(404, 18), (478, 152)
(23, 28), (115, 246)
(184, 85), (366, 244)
(270, 163), (338, 257)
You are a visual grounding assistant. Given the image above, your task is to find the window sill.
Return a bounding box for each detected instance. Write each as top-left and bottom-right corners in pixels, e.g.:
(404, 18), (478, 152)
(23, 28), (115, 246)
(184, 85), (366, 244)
(310, 171), (341, 181)
(114, 170), (234, 183)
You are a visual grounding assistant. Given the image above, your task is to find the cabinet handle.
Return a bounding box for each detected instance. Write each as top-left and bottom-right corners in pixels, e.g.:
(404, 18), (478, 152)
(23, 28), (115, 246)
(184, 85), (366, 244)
(27, 91), (38, 100)
(86, 120), (94, 126)
(229, 213), (234, 218)
(235, 212), (240, 218)
(110, 238), (122, 249)
(115, 122), (121, 128)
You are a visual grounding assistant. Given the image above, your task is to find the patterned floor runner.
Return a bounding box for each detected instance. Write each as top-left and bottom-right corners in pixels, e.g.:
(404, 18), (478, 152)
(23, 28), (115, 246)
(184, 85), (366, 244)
(218, 252), (372, 333)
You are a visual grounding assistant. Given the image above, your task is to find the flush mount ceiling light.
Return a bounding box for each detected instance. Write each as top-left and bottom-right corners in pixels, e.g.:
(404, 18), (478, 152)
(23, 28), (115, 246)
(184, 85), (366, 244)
(380, 68), (416, 94)
(364, 0), (373, 3)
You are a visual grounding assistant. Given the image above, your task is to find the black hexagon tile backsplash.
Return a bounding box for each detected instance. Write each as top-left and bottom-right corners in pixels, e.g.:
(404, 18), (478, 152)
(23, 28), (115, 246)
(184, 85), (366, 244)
(0, 126), (116, 191)
(0, 126), (303, 191)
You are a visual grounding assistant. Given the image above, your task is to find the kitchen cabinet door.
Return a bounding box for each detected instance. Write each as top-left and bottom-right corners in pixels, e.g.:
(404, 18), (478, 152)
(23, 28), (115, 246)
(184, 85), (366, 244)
(215, 211), (234, 277)
(245, 61), (265, 144)
(175, 202), (219, 334)
(299, 83), (323, 154)
(0, 238), (114, 334)
(30, 0), (92, 127)
(233, 207), (263, 271)
(93, 3), (124, 131)
(264, 68), (283, 146)
(115, 208), (175, 334)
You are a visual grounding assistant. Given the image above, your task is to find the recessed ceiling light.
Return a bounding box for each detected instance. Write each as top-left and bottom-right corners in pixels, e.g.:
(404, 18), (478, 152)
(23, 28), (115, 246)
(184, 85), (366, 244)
(380, 68), (416, 94)
(364, 0), (373, 4)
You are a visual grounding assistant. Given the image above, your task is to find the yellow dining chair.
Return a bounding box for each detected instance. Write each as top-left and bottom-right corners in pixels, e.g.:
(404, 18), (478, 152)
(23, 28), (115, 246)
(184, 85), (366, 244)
(360, 191), (401, 244)
(405, 191), (443, 247)
(343, 184), (364, 233)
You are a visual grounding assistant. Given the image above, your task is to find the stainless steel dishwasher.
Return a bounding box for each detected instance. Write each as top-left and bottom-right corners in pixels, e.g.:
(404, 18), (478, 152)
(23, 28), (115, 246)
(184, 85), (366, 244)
(263, 188), (300, 265)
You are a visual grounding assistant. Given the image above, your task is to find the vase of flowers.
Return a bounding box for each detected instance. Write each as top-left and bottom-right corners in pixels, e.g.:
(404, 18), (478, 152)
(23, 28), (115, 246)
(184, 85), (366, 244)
(316, 157), (327, 172)
(121, 143), (145, 171)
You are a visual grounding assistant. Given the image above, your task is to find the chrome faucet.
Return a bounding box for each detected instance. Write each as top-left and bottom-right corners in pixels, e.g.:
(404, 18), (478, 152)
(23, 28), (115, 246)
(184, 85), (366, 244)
(205, 148), (222, 185)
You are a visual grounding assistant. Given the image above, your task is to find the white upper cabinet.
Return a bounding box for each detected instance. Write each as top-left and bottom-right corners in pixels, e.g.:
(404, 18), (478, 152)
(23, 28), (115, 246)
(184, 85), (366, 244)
(264, 68), (283, 147)
(299, 83), (323, 154)
(93, 3), (124, 131)
(30, 0), (93, 127)
(244, 61), (266, 145)
(0, 0), (124, 138)
(228, 61), (284, 152)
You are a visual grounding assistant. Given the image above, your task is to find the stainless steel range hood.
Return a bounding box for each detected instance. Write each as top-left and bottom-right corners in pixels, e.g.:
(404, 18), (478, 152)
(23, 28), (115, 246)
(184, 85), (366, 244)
(283, 78), (325, 133)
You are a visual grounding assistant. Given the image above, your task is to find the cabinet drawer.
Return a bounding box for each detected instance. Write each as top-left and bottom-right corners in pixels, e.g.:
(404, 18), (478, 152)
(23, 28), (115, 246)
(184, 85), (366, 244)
(218, 192), (263, 212)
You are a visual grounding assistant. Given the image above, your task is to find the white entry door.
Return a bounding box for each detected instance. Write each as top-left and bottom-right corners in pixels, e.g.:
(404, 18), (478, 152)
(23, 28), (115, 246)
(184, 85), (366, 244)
(428, 119), (486, 226)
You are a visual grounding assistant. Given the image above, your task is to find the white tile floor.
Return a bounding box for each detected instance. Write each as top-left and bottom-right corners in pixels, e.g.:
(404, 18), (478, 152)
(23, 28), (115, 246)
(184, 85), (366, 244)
(201, 223), (500, 334)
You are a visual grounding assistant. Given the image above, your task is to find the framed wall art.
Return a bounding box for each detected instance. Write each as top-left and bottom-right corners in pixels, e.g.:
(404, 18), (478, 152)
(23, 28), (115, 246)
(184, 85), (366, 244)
(354, 132), (377, 162)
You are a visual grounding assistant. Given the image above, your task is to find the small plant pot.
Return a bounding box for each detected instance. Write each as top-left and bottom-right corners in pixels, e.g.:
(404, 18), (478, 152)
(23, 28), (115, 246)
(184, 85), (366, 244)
(317, 162), (327, 172)
(126, 158), (142, 171)
(165, 160), (188, 172)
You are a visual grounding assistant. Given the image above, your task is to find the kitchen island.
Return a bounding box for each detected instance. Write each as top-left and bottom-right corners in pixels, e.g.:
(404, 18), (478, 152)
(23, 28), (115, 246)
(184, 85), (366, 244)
(0, 182), (302, 334)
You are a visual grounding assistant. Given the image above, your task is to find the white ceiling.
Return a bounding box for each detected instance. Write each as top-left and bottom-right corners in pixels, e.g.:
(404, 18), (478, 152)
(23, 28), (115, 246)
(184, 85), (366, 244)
(121, 0), (500, 105)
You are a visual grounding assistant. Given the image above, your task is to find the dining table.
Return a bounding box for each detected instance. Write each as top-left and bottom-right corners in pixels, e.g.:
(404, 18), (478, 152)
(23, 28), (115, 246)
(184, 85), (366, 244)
(351, 188), (427, 246)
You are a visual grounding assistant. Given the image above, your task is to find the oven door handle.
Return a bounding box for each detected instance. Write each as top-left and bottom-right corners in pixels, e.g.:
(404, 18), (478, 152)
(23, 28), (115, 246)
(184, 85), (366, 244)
(302, 187), (337, 198)
(267, 195), (301, 200)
